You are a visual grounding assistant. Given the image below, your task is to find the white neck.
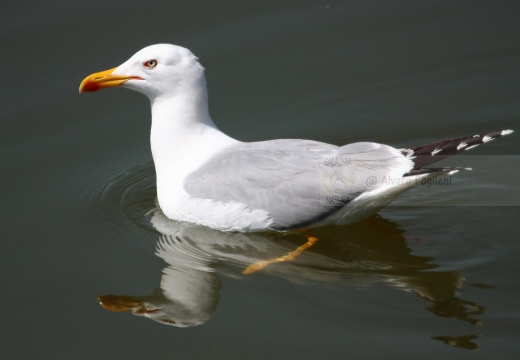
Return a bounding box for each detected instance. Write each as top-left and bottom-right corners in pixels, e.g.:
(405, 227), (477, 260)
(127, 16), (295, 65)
(149, 86), (237, 217)
(150, 90), (215, 155)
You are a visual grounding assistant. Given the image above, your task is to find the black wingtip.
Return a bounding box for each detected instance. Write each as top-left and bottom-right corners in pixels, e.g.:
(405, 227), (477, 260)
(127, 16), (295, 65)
(403, 129), (514, 169)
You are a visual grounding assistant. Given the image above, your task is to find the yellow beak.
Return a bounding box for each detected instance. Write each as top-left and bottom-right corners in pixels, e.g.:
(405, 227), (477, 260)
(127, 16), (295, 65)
(97, 295), (159, 314)
(79, 67), (136, 93)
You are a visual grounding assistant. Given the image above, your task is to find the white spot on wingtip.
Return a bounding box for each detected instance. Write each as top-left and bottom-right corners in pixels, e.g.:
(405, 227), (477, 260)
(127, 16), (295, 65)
(501, 129), (514, 135)
(447, 169), (459, 175)
(431, 148), (442, 155)
(457, 141), (467, 150)
(482, 135), (493, 142)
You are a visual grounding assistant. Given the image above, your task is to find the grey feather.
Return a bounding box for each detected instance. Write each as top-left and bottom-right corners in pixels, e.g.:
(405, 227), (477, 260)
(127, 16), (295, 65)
(184, 139), (411, 230)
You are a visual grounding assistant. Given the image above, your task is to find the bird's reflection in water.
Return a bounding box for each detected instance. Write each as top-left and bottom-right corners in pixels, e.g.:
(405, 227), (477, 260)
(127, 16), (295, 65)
(432, 335), (481, 350)
(98, 207), (483, 347)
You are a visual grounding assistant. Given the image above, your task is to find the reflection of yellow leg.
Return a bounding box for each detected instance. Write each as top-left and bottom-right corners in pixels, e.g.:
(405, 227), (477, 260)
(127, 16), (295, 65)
(243, 236), (318, 274)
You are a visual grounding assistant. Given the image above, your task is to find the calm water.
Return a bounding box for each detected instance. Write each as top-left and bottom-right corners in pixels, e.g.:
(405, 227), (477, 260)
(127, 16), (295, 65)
(2, 0), (520, 358)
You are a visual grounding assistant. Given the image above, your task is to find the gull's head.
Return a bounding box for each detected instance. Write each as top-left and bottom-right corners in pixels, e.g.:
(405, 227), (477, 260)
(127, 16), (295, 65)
(79, 44), (205, 99)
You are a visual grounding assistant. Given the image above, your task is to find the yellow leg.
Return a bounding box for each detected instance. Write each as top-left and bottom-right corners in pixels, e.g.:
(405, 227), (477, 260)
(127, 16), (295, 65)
(243, 236), (318, 274)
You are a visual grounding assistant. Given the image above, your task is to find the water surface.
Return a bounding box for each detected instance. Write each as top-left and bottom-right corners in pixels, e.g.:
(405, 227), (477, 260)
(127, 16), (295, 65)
(1, 0), (519, 358)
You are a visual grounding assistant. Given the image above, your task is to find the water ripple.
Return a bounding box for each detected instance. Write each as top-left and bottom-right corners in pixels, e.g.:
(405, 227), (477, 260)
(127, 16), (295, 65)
(81, 162), (158, 235)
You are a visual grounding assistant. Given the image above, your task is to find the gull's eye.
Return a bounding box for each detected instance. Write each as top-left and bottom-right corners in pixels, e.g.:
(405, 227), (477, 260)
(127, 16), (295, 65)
(144, 59), (158, 69)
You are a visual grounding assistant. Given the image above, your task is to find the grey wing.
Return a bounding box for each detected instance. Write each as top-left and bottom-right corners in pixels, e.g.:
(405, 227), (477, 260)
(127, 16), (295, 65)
(184, 139), (413, 230)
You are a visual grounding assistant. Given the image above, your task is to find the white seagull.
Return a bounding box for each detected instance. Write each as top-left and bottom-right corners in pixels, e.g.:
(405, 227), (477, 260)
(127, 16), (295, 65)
(79, 44), (513, 233)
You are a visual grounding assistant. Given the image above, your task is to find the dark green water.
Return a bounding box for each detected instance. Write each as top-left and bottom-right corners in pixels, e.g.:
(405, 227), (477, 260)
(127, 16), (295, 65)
(2, 1), (519, 358)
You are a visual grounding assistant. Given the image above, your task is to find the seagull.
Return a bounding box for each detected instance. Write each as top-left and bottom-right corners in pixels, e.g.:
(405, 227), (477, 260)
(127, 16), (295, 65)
(79, 44), (513, 233)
